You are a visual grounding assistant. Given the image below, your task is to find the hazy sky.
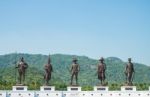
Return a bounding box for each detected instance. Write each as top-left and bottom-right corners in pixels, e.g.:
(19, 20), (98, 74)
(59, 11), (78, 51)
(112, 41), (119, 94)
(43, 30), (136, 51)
(0, 0), (150, 65)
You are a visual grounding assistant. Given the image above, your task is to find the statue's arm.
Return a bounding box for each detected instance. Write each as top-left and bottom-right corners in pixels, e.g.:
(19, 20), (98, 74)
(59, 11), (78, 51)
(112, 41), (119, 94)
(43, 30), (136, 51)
(15, 63), (19, 68)
(132, 64), (135, 72)
(70, 65), (73, 72)
(26, 63), (29, 69)
(78, 64), (80, 72)
(124, 64), (127, 73)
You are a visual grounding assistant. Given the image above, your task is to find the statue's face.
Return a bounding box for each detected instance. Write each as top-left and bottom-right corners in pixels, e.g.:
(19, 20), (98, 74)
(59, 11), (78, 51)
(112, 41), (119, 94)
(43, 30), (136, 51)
(99, 60), (103, 63)
(128, 58), (132, 62)
(21, 59), (24, 62)
(128, 59), (131, 62)
(73, 61), (77, 63)
(20, 57), (24, 62)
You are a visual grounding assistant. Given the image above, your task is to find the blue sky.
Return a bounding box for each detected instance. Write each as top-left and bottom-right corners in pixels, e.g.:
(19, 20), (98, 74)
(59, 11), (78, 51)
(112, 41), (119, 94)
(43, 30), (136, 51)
(0, 0), (150, 65)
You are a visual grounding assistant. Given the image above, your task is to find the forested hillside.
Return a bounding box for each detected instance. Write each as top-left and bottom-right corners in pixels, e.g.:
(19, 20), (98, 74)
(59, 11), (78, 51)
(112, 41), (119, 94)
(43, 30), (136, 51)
(0, 53), (150, 90)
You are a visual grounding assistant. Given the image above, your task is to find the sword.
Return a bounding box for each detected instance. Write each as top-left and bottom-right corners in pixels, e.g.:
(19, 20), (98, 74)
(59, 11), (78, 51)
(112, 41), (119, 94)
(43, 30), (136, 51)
(131, 72), (135, 84)
(14, 61), (17, 83)
(14, 53), (18, 84)
(124, 71), (127, 83)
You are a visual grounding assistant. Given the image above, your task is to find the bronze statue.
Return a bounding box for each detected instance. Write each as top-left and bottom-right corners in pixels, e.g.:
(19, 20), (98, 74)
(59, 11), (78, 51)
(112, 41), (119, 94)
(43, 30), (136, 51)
(44, 55), (53, 85)
(124, 58), (135, 86)
(70, 58), (80, 85)
(16, 57), (28, 85)
(97, 57), (106, 85)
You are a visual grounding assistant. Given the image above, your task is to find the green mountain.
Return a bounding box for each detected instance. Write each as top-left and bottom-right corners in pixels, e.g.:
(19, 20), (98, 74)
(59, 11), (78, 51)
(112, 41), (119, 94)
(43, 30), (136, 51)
(0, 53), (150, 90)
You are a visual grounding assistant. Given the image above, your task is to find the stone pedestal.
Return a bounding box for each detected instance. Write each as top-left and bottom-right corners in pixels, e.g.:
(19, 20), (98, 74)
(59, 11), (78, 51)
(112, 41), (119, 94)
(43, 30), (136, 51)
(121, 86), (136, 91)
(10, 86), (34, 97)
(67, 86), (81, 91)
(12, 86), (28, 91)
(94, 86), (109, 91)
(36, 86), (60, 97)
(0, 91), (6, 97)
(40, 86), (55, 91)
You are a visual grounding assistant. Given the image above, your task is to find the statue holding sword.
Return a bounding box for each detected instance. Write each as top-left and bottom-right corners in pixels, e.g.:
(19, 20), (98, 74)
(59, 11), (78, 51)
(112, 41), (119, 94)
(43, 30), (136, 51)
(44, 55), (53, 86)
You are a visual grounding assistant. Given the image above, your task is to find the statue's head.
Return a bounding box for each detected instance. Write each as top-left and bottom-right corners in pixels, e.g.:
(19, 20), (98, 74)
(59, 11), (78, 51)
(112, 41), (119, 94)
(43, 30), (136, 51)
(72, 58), (78, 63)
(20, 57), (24, 62)
(128, 58), (132, 62)
(99, 57), (104, 62)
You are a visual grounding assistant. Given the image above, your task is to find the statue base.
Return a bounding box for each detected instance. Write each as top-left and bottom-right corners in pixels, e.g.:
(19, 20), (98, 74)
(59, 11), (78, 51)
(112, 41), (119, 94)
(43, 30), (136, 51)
(121, 86), (136, 91)
(0, 91), (6, 97)
(40, 86), (55, 91)
(94, 86), (109, 91)
(12, 86), (28, 91)
(67, 86), (81, 91)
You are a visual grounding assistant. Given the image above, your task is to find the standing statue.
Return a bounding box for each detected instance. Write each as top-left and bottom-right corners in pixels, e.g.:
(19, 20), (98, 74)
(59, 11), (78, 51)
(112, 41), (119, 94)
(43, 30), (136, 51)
(124, 58), (135, 86)
(16, 57), (28, 85)
(70, 58), (80, 85)
(97, 57), (106, 86)
(44, 55), (53, 85)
